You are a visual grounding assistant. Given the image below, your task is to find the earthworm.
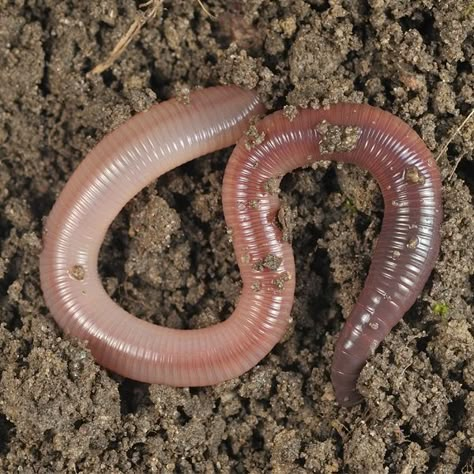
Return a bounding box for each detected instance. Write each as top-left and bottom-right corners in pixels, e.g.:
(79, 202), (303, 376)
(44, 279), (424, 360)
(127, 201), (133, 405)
(40, 86), (442, 407)
(224, 104), (442, 406)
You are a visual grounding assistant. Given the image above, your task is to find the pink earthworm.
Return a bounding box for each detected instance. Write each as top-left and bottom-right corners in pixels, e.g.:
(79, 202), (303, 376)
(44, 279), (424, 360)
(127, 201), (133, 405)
(39, 85), (442, 407)
(224, 104), (442, 406)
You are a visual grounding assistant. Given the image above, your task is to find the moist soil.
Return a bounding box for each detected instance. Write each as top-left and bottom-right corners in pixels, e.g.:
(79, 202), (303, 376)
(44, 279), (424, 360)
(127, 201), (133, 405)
(0, 1), (473, 472)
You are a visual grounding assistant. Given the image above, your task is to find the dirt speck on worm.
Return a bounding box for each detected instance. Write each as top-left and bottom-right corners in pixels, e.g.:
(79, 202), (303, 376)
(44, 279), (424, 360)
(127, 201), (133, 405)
(174, 83), (191, 105)
(316, 120), (362, 154)
(263, 176), (281, 195)
(272, 271), (291, 290)
(407, 237), (419, 249)
(405, 165), (426, 185)
(253, 253), (283, 271)
(244, 123), (266, 150)
(247, 199), (260, 209)
(283, 105), (298, 122)
(69, 265), (85, 281)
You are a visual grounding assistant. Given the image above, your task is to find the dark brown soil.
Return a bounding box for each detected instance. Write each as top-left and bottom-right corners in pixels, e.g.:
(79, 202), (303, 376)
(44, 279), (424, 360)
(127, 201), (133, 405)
(1, 1), (473, 472)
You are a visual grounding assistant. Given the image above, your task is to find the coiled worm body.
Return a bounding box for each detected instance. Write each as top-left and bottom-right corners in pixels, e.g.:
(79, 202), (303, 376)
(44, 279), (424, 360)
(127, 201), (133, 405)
(225, 104), (442, 406)
(40, 85), (442, 406)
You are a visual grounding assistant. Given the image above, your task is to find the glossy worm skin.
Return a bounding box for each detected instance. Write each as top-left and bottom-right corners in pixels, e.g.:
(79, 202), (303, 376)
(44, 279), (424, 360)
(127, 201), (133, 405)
(225, 104), (442, 406)
(40, 86), (267, 386)
(40, 85), (442, 407)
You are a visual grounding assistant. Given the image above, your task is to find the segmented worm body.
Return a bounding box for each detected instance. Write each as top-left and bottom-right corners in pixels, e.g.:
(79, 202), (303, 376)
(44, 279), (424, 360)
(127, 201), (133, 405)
(225, 104), (442, 406)
(40, 86), (442, 406)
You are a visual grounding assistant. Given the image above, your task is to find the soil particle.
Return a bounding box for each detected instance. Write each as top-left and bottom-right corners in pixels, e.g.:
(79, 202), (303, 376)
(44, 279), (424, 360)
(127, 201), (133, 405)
(0, 318), (120, 472)
(244, 122), (266, 150)
(358, 325), (463, 440)
(427, 319), (474, 377)
(263, 176), (281, 196)
(68, 264), (85, 281)
(1, 0), (473, 471)
(247, 198), (260, 209)
(4, 197), (33, 231)
(301, 439), (341, 473)
(405, 164), (426, 185)
(253, 253), (283, 272)
(272, 271), (292, 291)
(125, 190), (183, 287)
(270, 429), (302, 470)
(283, 104), (298, 122)
(343, 422), (387, 473)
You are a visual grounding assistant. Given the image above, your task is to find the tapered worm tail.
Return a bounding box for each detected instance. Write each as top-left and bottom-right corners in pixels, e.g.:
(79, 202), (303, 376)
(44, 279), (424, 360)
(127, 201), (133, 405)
(224, 104), (441, 407)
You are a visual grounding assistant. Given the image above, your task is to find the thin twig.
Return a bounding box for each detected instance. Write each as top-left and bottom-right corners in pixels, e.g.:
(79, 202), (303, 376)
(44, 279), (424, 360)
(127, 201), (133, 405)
(435, 108), (474, 162)
(197, 0), (216, 19)
(89, 0), (163, 75)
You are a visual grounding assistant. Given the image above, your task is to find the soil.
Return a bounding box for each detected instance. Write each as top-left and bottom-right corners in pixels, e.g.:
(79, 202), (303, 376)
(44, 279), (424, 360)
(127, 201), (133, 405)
(0, 0), (473, 472)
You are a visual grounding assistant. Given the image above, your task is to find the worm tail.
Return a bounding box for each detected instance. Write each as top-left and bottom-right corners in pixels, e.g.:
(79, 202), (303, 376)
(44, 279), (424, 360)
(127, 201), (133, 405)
(224, 104), (441, 406)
